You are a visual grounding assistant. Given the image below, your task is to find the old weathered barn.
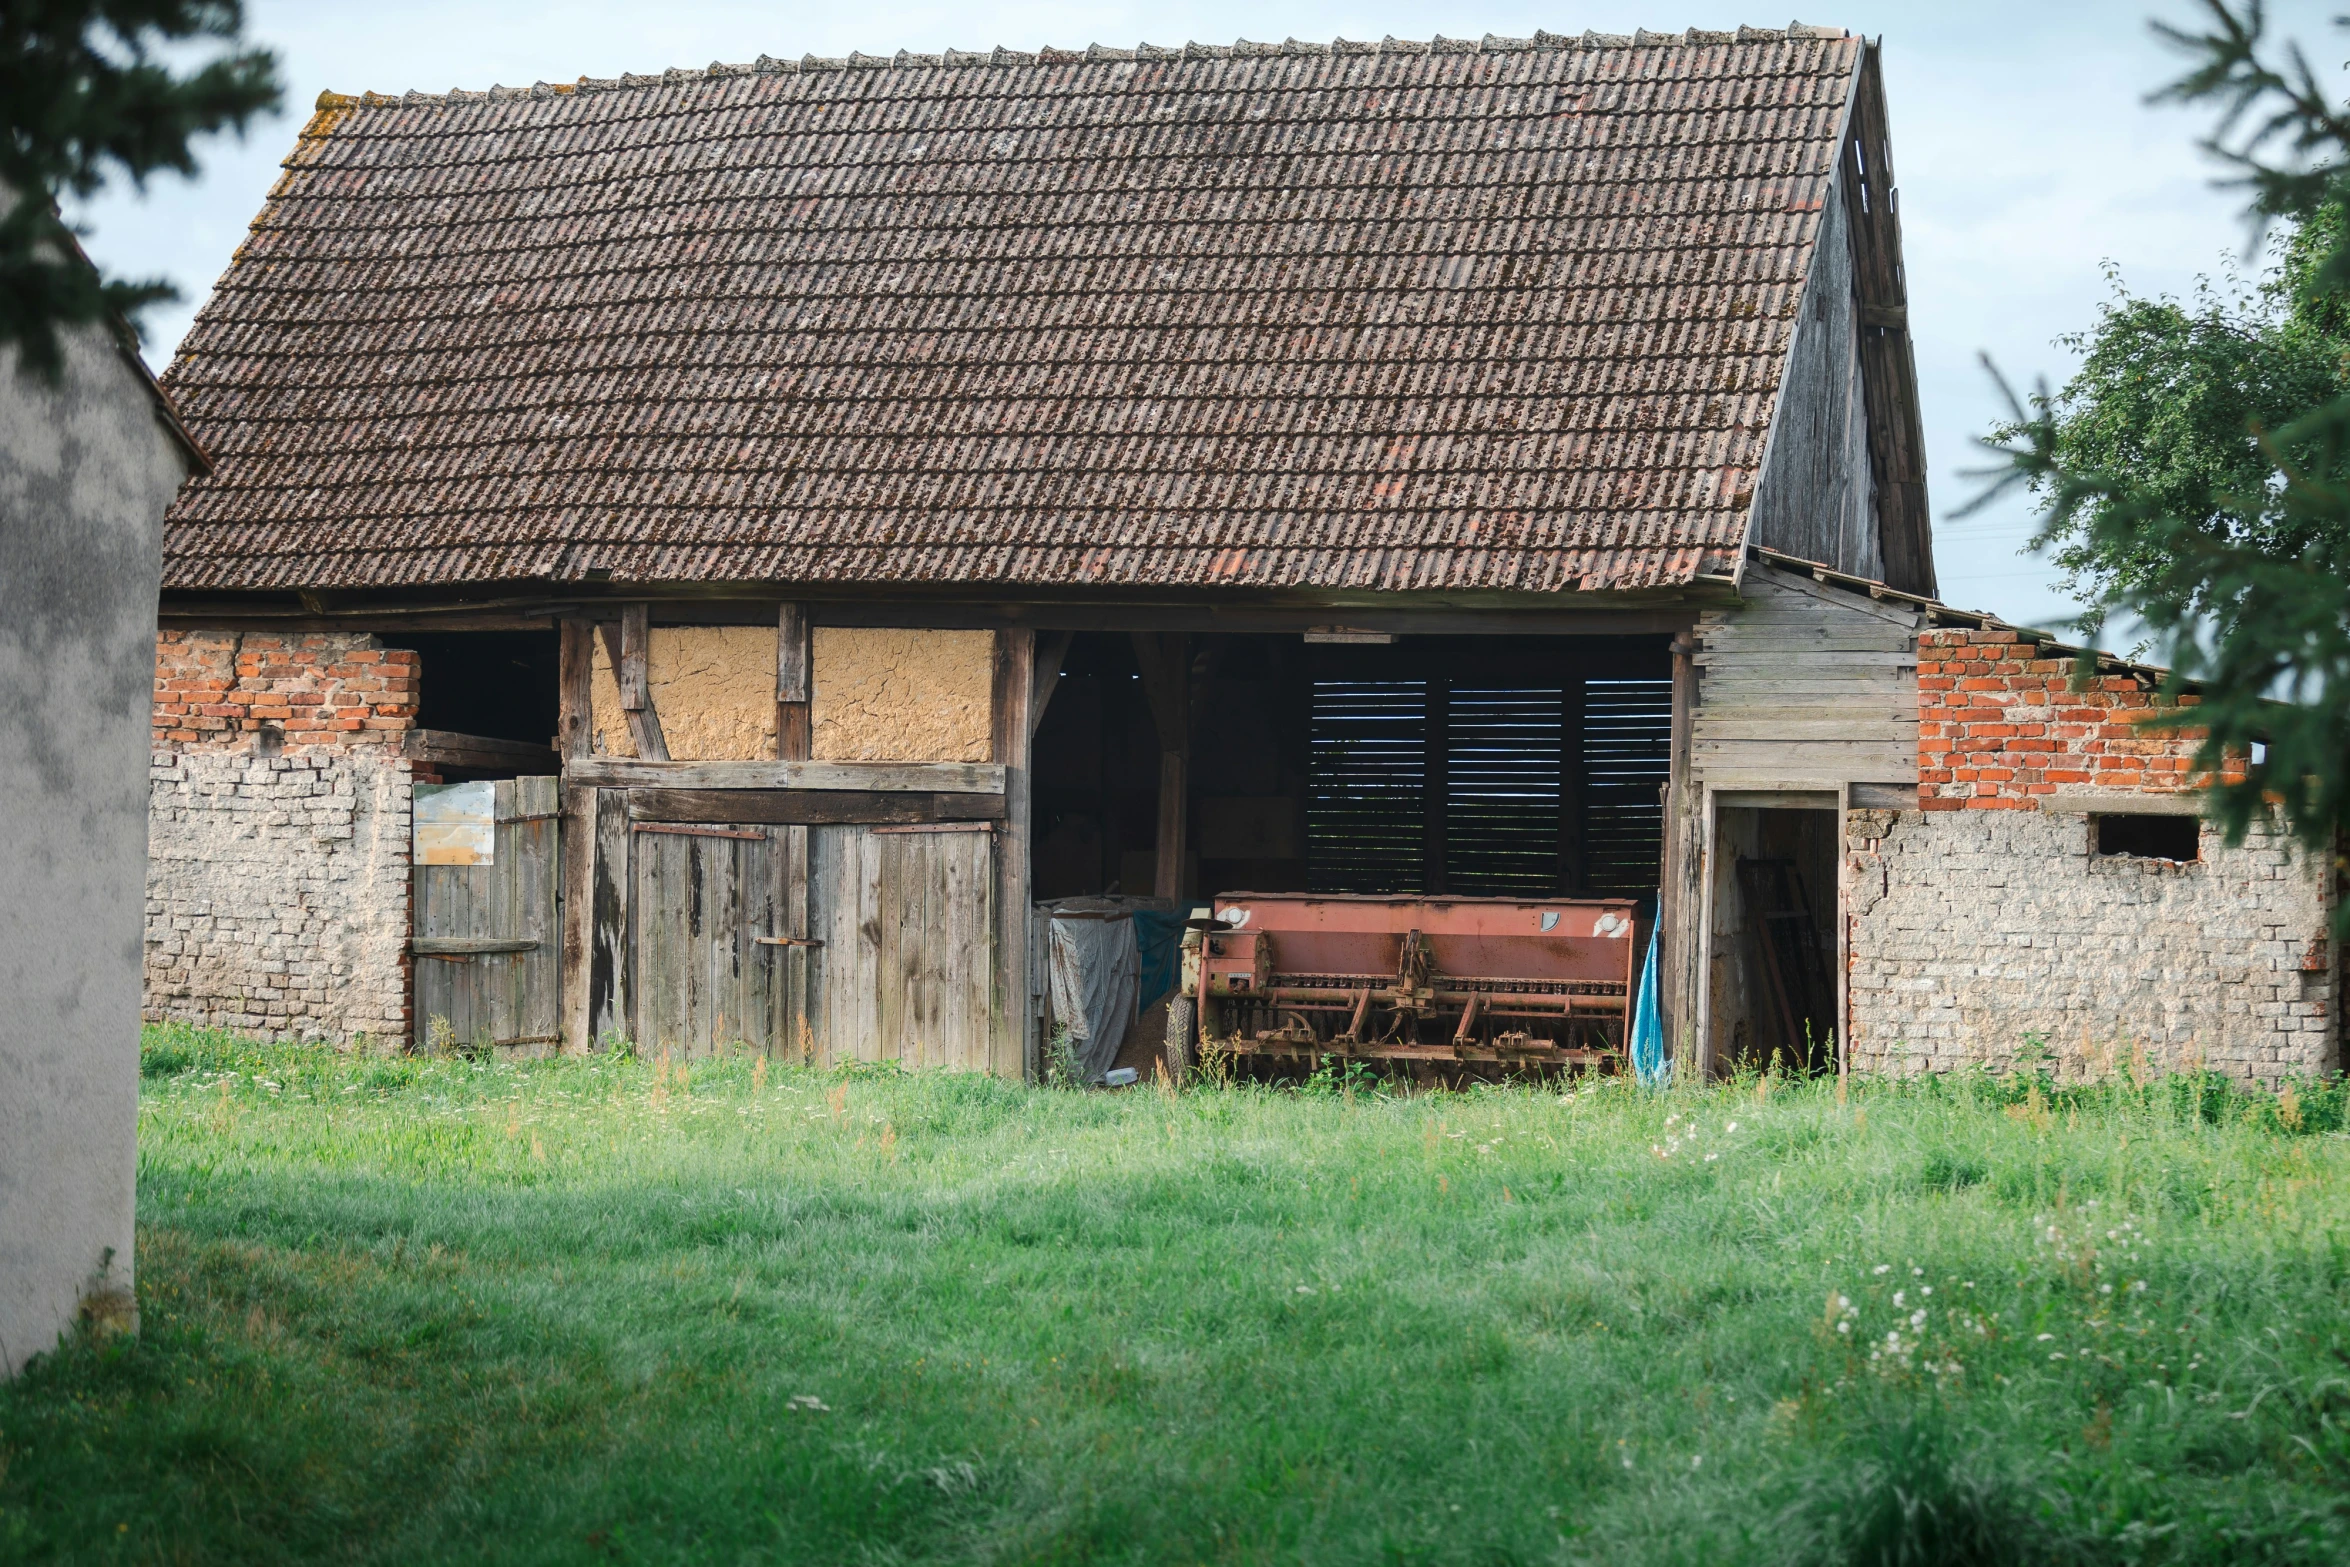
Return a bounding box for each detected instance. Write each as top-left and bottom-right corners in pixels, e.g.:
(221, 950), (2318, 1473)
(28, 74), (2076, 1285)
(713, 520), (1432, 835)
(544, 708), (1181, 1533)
(145, 26), (2336, 1086)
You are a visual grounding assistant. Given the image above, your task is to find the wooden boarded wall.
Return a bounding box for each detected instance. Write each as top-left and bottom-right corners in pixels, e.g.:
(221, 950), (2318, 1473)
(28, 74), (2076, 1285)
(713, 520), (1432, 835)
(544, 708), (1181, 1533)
(1693, 565), (1919, 790)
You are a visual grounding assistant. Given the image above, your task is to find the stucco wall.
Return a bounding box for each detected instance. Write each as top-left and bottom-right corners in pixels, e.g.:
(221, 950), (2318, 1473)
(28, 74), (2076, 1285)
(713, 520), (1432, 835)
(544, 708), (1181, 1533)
(1847, 808), (2336, 1088)
(144, 749), (416, 1046)
(811, 628), (993, 762)
(0, 329), (191, 1375)
(590, 625), (777, 761)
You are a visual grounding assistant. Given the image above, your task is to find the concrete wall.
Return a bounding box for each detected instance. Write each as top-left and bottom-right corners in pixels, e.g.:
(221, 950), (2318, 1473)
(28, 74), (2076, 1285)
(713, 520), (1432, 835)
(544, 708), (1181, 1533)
(811, 628), (994, 762)
(0, 330), (192, 1376)
(1846, 627), (2337, 1087)
(145, 631), (420, 1047)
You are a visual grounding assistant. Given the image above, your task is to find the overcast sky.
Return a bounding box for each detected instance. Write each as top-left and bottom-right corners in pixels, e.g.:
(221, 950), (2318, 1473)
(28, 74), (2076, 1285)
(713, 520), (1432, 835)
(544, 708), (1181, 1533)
(69, 0), (2346, 631)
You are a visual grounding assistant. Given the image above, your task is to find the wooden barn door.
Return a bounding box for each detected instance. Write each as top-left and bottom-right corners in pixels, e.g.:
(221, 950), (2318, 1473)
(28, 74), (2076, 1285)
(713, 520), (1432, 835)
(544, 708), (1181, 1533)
(412, 776), (562, 1053)
(809, 823), (996, 1068)
(629, 822), (802, 1057)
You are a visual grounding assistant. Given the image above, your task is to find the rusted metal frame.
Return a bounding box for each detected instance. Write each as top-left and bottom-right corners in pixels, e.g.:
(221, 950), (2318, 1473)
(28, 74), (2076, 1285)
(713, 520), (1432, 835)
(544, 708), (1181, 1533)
(632, 823), (766, 841)
(776, 602), (811, 761)
(992, 628), (1036, 1080)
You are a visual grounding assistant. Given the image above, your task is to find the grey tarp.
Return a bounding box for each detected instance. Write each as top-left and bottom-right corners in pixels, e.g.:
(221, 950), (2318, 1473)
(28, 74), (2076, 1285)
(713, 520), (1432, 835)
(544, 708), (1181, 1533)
(1046, 909), (1139, 1083)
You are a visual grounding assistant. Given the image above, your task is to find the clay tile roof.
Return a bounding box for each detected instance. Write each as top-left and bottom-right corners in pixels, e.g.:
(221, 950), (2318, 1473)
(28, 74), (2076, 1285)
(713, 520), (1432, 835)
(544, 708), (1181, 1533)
(160, 26), (1864, 596)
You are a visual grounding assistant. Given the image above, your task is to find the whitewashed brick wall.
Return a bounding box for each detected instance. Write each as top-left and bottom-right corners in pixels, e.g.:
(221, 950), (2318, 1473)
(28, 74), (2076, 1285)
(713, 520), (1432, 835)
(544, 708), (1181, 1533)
(1846, 807), (2337, 1088)
(143, 749), (414, 1044)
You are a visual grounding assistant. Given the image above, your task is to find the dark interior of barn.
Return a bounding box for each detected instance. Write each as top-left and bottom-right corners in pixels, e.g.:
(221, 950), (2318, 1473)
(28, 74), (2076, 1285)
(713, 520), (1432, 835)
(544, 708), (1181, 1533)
(1027, 632), (1674, 908)
(376, 630), (562, 780)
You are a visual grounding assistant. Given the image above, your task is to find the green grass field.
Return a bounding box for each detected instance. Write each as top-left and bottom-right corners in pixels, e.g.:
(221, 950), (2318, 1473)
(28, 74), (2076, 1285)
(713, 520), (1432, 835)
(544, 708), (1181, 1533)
(3, 1031), (2348, 1565)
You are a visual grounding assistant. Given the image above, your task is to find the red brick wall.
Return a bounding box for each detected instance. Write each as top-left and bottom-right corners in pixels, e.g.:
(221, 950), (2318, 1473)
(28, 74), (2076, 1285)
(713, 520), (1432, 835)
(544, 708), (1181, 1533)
(153, 631), (419, 751)
(1916, 627), (2231, 809)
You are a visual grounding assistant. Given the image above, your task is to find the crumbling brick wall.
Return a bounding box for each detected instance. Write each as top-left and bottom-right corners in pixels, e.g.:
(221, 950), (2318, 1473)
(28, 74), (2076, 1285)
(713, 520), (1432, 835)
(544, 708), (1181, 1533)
(1848, 629), (2335, 1087)
(145, 632), (421, 1044)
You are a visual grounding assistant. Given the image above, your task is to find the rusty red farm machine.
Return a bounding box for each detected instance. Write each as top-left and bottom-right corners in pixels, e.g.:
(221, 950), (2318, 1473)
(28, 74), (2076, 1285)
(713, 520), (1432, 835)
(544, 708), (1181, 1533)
(1180, 893), (1643, 1078)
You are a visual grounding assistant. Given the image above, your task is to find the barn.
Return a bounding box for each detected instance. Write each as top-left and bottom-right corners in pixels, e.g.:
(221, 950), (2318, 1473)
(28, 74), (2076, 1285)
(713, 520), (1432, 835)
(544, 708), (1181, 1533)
(144, 26), (2337, 1086)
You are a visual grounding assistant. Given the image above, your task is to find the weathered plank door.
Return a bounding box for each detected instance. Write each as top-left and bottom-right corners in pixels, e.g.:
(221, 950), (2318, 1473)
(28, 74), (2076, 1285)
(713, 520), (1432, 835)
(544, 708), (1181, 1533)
(630, 822), (802, 1056)
(808, 823), (996, 1068)
(412, 776), (561, 1053)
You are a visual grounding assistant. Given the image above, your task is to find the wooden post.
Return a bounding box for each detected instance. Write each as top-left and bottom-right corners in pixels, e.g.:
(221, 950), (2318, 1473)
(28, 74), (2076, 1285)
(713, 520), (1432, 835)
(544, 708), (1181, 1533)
(1661, 631), (1706, 1080)
(601, 606), (670, 761)
(776, 603), (811, 761)
(590, 787), (632, 1044)
(1029, 629), (1074, 739)
(558, 619), (594, 764)
(992, 630), (1035, 1079)
(557, 620), (596, 1051)
(1130, 632), (1190, 901)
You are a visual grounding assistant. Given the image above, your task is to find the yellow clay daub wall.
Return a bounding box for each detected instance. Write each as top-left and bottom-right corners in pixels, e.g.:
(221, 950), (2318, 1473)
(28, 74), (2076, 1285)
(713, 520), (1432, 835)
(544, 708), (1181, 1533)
(810, 629), (994, 763)
(590, 626), (778, 761)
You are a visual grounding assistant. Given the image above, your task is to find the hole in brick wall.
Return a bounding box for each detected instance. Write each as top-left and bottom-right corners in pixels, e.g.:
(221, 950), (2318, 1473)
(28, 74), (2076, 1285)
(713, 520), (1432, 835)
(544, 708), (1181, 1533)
(2094, 812), (2199, 862)
(381, 631), (559, 748)
(251, 721), (283, 758)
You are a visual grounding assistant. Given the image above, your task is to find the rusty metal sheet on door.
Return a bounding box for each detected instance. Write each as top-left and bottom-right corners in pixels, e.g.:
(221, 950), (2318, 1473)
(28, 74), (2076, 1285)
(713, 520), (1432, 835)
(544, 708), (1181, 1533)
(415, 779), (495, 865)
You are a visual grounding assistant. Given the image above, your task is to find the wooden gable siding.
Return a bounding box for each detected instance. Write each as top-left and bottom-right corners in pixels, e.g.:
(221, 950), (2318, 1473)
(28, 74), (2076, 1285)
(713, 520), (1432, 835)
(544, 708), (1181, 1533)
(1747, 167), (1879, 582)
(1692, 566), (1920, 788)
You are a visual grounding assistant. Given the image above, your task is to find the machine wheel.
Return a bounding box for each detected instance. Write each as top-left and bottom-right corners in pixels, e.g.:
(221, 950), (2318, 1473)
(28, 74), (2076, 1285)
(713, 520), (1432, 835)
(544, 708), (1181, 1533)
(1162, 994), (1196, 1086)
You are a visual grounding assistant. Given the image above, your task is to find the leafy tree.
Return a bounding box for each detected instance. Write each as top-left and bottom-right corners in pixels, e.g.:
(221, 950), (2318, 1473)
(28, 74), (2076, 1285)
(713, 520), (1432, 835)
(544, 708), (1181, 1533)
(2019, 210), (2350, 630)
(1, 0), (280, 376)
(1984, 0), (2350, 899)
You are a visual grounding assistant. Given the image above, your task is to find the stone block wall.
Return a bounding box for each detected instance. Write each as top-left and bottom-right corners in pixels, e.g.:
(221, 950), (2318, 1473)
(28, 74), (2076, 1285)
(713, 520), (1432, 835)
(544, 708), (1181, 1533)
(145, 632), (420, 1044)
(1848, 627), (2334, 1088)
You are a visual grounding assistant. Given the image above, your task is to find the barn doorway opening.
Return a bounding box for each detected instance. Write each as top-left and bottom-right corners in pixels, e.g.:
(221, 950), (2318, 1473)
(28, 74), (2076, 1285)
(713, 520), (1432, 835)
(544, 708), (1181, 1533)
(381, 630), (561, 780)
(1707, 799), (1839, 1076)
(1026, 629), (1674, 1084)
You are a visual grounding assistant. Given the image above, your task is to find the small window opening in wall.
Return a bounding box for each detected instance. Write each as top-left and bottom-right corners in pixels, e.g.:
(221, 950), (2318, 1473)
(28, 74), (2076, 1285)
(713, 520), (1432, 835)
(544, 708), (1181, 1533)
(2094, 813), (2199, 862)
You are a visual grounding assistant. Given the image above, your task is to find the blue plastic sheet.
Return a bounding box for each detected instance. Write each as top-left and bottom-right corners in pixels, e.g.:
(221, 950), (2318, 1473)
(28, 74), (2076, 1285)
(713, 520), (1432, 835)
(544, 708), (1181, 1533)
(1629, 920), (1668, 1087)
(1132, 908), (1186, 1013)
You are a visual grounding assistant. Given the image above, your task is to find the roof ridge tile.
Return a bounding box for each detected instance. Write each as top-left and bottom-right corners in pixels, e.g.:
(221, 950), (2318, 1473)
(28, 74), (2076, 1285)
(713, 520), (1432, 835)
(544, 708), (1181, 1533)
(316, 24), (1852, 106)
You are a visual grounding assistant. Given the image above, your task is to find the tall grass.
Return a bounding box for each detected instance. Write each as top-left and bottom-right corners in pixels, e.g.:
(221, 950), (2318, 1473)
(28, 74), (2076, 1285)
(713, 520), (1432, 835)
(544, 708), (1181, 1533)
(1, 1026), (2346, 1564)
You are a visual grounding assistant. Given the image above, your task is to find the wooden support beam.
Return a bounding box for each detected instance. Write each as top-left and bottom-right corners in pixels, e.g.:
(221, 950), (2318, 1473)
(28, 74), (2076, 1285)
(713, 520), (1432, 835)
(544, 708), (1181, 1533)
(403, 728), (556, 773)
(993, 629), (1036, 1079)
(627, 788), (1006, 825)
(1029, 629), (1074, 739)
(557, 619), (594, 763)
(559, 782), (595, 1052)
(602, 607), (670, 761)
(589, 787), (632, 1045)
(776, 602), (811, 761)
(1661, 632), (1706, 1081)
(1130, 631), (1190, 901)
(564, 757), (1005, 793)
